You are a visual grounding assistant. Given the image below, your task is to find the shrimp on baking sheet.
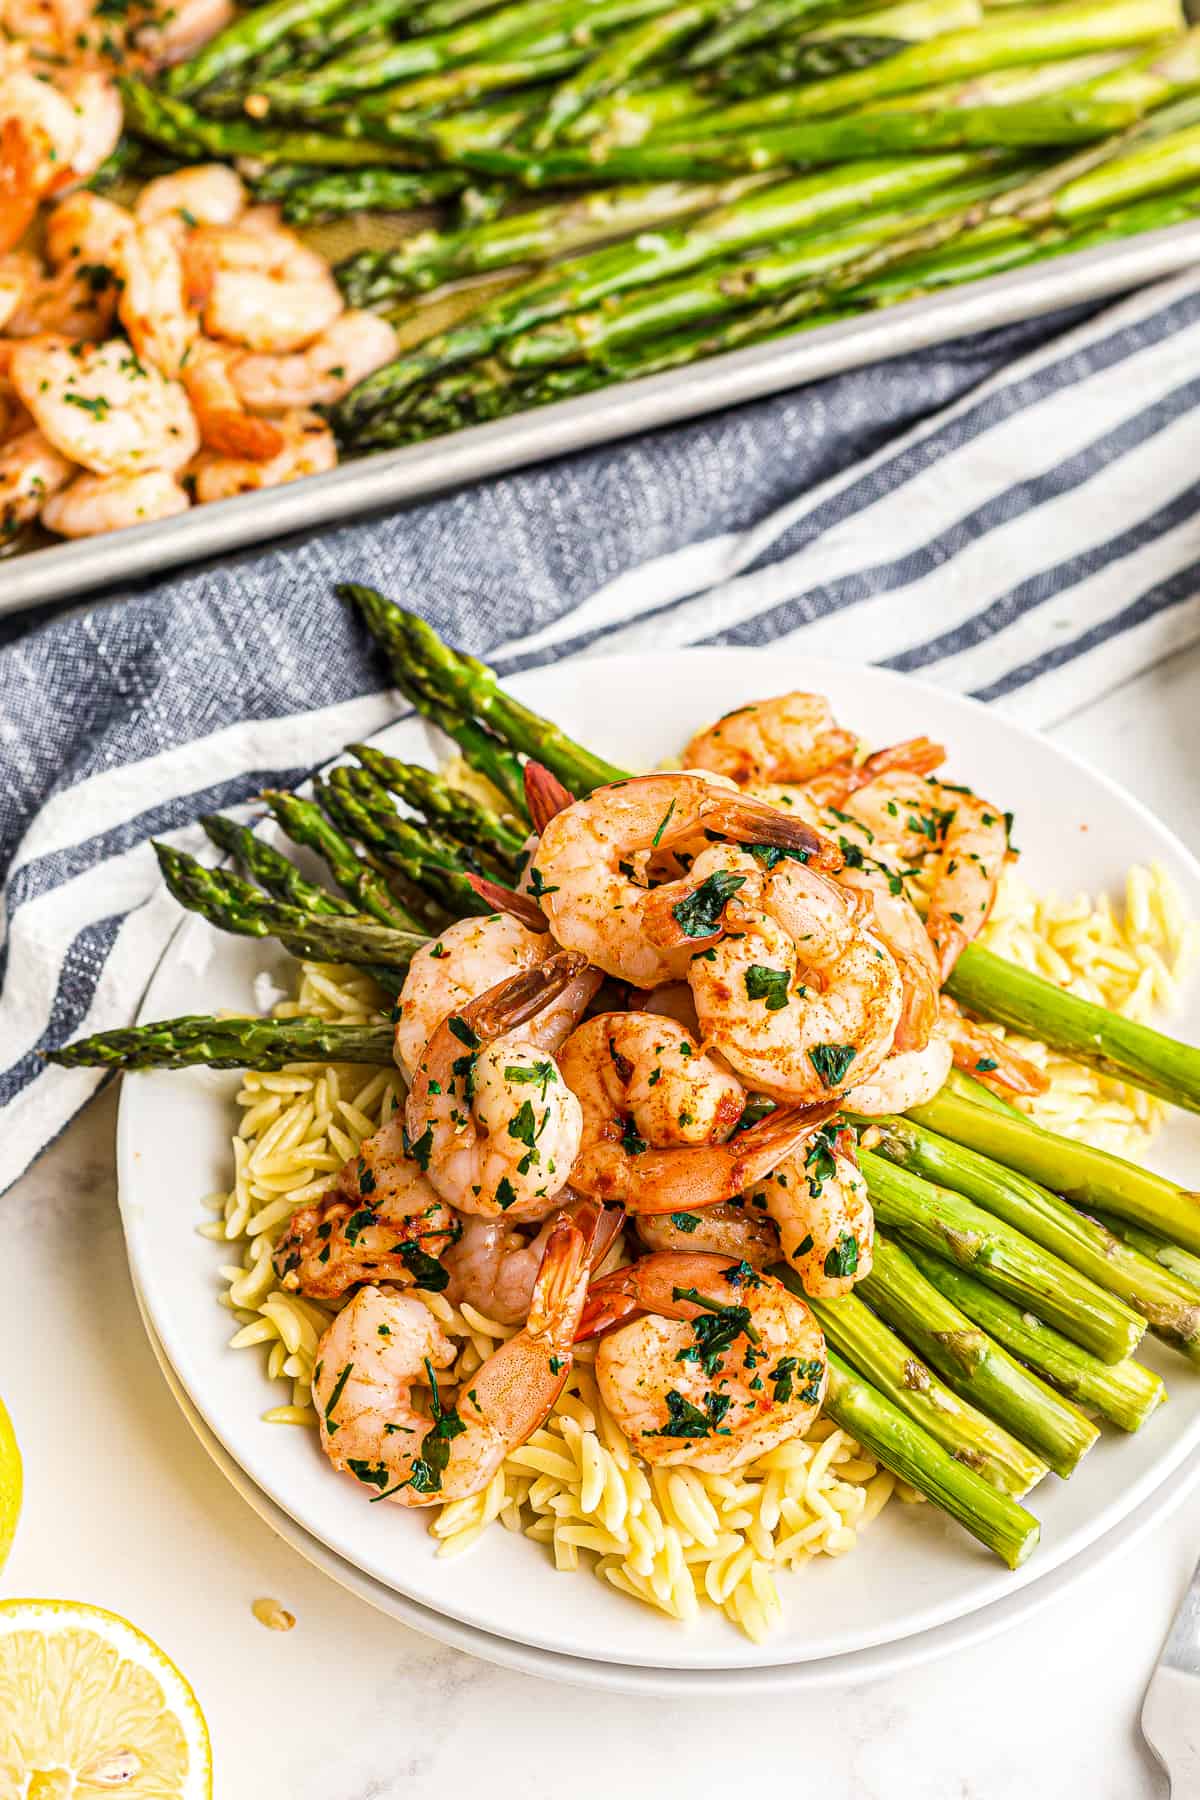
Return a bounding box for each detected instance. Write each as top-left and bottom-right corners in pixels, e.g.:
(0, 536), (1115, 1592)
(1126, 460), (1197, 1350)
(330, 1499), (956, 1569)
(444, 1192), (624, 1325)
(182, 339), (286, 460)
(531, 772), (840, 988)
(405, 951), (600, 1221)
(683, 693), (858, 788)
(0, 427), (75, 541)
(578, 1251), (827, 1472)
(187, 407), (335, 500)
(40, 467), (190, 537)
(314, 1208), (594, 1505)
(134, 165), (248, 237)
(272, 1110), (460, 1301)
(10, 336), (199, 474)
(651, 846), (903, 1105)
(182, 217), (343, 352)
(230, 310), (399, 412)
(743, 1119), (874, 1298)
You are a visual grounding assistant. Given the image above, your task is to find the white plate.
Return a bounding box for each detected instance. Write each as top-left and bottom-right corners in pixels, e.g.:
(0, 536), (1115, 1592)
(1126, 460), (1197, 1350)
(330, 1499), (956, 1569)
(133, 1275), (1200, 1696)
(117, 648), (1200, 1673)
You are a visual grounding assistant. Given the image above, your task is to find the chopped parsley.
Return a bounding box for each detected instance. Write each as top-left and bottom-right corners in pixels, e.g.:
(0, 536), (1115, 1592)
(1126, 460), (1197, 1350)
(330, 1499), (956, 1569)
(808, 1043), (857, 1089)
(495, 1175), (519, 1210)
(651, 798), (677, 846)
(505, 1059), (556, 1097)
(404, 1122), (434, 1171)
(671, 870), (746, 938)
(670, 1212), (701, 1233)
(398, 1242), (449, 1290)
(747, 843), (809, 871)
(744, 963), (790, 1012)
(823, 1231), (860, 1279)
(974, 1057), (999, 1073)
(323, 1361), (354, 1435)
(647, 1388), (733, 1439)
(372, 1359), (465, 1500)
(448, 1015), (480, 1048)
(527, 865), (559, 899)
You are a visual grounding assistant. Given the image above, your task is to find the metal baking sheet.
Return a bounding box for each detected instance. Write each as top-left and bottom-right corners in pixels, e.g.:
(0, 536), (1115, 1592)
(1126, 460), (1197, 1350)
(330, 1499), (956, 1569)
(4, 214), (1199, 617)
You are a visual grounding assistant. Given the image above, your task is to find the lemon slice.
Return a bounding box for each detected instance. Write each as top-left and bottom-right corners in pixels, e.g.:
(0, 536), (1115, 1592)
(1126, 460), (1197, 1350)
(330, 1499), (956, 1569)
(0, 1396), (20, 1572)
(0, 1600), (212, 1798)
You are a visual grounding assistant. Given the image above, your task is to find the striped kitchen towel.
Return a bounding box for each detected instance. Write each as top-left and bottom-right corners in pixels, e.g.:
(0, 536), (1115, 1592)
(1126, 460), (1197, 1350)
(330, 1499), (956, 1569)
(3, 263), (1200, 1195)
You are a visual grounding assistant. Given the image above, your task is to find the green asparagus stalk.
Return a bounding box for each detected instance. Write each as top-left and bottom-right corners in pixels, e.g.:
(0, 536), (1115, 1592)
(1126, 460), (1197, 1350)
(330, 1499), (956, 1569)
(351, 49), (581, 117)
(899, 1241), (1167, 1433)
(260, 789), (424, 931)
(687, 0), (893, 66)
(200, 814), (360, 916)
(1088, 1213), (1200, 1292)
(280, 168), (468, 222)
(857, 1147), (1145, 1362)
(119, 80), (430, 169)
(822, 1350), (1041, 1567)
(803, 1288), (1050, 1494)
(909, 1086), (1200, 1253)
(46, 1015), (395, 1072)
(163, 0), (355, 95)
(330, 152), (1001, 429)
(856, 1236), (1100, 1467)
(320, 768), (485, 915)
(342, 586), (627, 790)
(531, 0), (729, 148)
(336, 175), (772, 305)
(350, 743), (527, 867)
(678, 0), (1184, 129)
(862, 1113), (1200, 1361)
(153, 843), (425, 968)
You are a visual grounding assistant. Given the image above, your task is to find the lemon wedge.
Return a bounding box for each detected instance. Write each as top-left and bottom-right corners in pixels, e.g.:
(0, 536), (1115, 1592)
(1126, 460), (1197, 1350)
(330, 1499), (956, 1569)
(0, 1600), (212, 1798)
(0, 1397), (20, 1573)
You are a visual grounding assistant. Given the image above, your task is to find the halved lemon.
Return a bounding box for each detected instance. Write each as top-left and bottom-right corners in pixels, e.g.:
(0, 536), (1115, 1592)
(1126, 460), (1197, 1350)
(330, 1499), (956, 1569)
(0, 1396), (20, 1572)
(0, 1600), (212, 1797)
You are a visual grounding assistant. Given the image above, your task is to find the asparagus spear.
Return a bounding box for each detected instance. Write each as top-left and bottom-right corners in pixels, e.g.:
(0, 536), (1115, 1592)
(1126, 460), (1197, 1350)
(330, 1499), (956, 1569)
(343, 586), (627, 790)
(1088, 1213), (1200, 1294)
(260, 788), (424, 931)
(336, 175), (772, 305)
(163, 0), (355, 95)
(856, 1236), (1101, 1467)
(531, 0), (729, 148)
(680, 0), (1184, 130)
(153, 842), (425, 968)
(280, 168), (468, 222)
(350, 49), (581, 118)
(331, 152), (1000, 429)
(898, 1241), (1167, 1434)
(120, 80), (430, 168)
(822, 1349), (1041, 1567)
(862, 1113), (1200, 1362)
(687, 0), (887, 65)
(350, 743), (527, 867)
(805, 1289), (1050, 1494)
(200, 813), (359, 916)
(857, 1147), (1145, 1362)
(909, 1087), (1200, 1253)
(46, 1015), (395, 1072)
(321, 767), (486, 915)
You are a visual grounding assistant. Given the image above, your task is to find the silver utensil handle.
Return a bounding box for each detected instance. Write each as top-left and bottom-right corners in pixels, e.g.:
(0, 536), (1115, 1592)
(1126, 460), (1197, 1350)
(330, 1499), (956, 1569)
(1143, 1555), (1200, 1795)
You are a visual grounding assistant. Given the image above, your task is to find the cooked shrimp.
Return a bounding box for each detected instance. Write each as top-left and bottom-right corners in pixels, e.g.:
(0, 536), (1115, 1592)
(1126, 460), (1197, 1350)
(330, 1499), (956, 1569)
(843, 770), (1009, 979)
(183, 219), (343, 352)
(315, 1209), (592, 1505)
(531, 772), (839, 987)
(845, 1028), (953, 1116)
(272, 1109), (460, 1300)
(52, 66), (121, 186)
(443, 1192), (622, 1325)
(44, 190), (134, 272)
(131, 0), (236, 66)
(684, 692), (857, 788)
(135, 164), (247, 237)
(187, 408), (335, 500)
(743, 1120), (873, 1298)
(0, 425), (74, 540)
(5, 262), (121, 339)
(0, 252), (32, 330)
(938, 995), (1049, 1099)
(406, 952), (598, 1222)
(182, 338), (285, 460)
(115, 222), (197, 380)
(11, 336), (199, 474)
(633, 1198), (779, 1265)
(41, 467), (189, 537)
(836, 862), (938, 1053)
(230, 310), (399, 411)
(667, 847), (903, 1104)
(560, 1013), (747, 1154)
(393, 911), (555, 1080)
(579, 1251), (827, 1471)
(0, 118), (47, 255)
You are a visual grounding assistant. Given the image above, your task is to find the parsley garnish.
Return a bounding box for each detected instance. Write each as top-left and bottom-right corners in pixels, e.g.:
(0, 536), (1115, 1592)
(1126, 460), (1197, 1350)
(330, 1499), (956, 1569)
(495, 1175), (519, 1210)
(808, 1043), (857, 1089)
(824, 1231), (860, 1279)
(975, 1057), (999, 1073)
(671, 870), (745, 938)
(323, 1361), (354, 1435)
(527, 866), (559, 899)
(744, 963), (790, 1011)
(647, 1388), (733, 1438)
(671, 1212), (701, 1233)
(398, 1242), (449, 1290)
(651, 798), (677, 846)
(770, 1356), (798, 1403)
(448, 1015), (480, 1048)
(404, 1122), (434, 1171)
(505, 1060), (556, 1097)
(747, 842), (810, 870)
(372, 1359), (464, 1500)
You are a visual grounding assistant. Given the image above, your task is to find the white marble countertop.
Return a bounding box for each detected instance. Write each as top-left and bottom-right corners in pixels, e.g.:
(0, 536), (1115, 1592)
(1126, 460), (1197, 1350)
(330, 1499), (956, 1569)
(5, 641), (1200, 1800)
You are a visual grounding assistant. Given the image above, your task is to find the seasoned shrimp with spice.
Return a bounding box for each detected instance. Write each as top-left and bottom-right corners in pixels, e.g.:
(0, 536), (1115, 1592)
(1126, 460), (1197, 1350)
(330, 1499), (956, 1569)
(271, 1109), (460, 1300)
(0, 427), (74, 541)
(658, 846), (903, 1105)
(187, 408), (335, 501)
(684, 692), (858, 788)
(182, 218), (343, 352)
(40, 467), (190, 537)
(632, 1198), (780, 1265)
(393, 910), (558, 1080)
(443, 1193), (623, 1325)
(230, 310), (400, 412)
(844, 1028), (954, 1116)
(134, 165), (248, 237)
(10, 337), (199, 474)
(578, 1251), (827, 1471)
(531, 772), (839, 987)
(405, 952), (598, 1221)
(314, 1209), (593, 1505)
(743, 1120), (874, 1298)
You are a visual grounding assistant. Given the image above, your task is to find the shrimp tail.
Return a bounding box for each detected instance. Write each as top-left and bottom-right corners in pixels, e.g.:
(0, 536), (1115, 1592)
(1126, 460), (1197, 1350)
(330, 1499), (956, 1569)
(463, 1211), (592, 1441)
(197, 409), (285, 460)
(525, 761), (575, 832)
(466, 871), (549, 932)
(463, 948), (590, 1042)
(0, 120), (48, 256)
(940, 997), (1050, 1098)
(525, 1210), (591, 1342)
(692, 794), (842, 868)
(854, 736), (946, 789)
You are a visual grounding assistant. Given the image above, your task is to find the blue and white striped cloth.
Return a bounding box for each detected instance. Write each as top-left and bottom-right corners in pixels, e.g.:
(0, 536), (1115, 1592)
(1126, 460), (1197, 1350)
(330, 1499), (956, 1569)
(3, 265), (1200, 1195)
